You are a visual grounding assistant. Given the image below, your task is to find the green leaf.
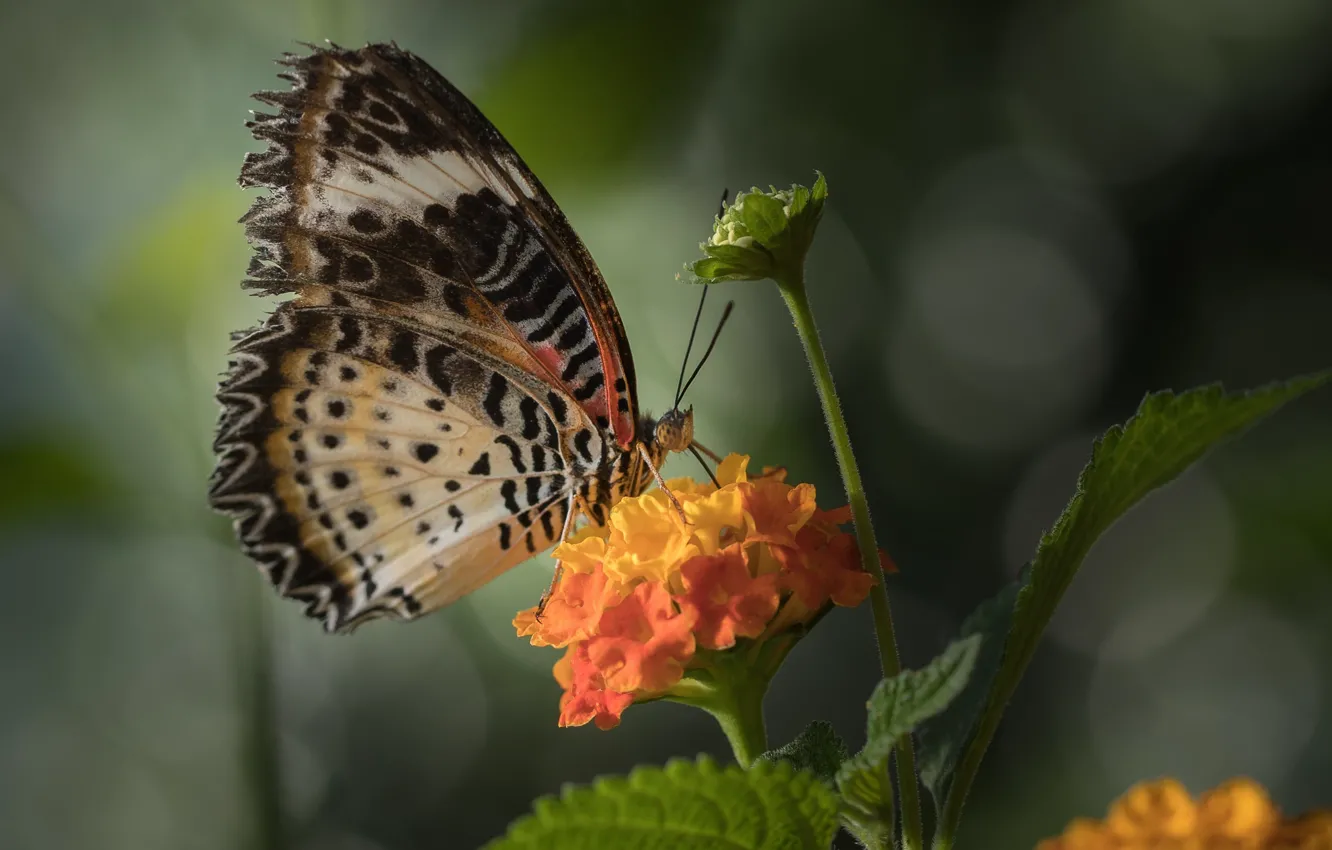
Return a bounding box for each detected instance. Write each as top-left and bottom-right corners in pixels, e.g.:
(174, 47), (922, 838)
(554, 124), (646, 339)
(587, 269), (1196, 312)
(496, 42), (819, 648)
(862, 635), (982, 765)
(811, 171), (829, 203)
(934, 374), (1330, 841)
(688, 257), (755, 283)
(791, 172), (827, 229)
(827, 636), (981, 849)
(740, 191), (790, 245)
(834, 752), (893, 850)
(759, 720), (848, 785)
(915, 575), (1023, 810)
(1000, 376), (1328, 707)
(702, 242), (775, 267)
(484, 756), (840, 850)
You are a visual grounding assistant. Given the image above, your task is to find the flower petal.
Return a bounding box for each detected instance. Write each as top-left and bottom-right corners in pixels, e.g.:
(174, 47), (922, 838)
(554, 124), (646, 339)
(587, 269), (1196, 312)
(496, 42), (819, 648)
(741, 479), (817, 548)
(514, 566), (621, 648)
(603, 490), (698, 586)
(555, 646), (635, 730)
(675, 543), (781, 650)
(775, 527), (875, 610)
(586, 582), (697, 693)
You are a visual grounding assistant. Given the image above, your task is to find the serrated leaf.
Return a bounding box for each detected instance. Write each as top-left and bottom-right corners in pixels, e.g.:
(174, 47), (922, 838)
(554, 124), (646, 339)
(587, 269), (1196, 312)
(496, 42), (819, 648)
(787, 172), (827, 257)
(916, 575), (1022, 810)
(787, 185), (811, 219)
(999, 377), (1327, 707)
(740, 191), (789, 245)
(934, 374), (1329, 836)
(862, 635), (982, 764)
(834, 751), (893, 848)
(810, 171), (828, 203)
(759, 720), (848, 785)
(484, 756), (840, 850)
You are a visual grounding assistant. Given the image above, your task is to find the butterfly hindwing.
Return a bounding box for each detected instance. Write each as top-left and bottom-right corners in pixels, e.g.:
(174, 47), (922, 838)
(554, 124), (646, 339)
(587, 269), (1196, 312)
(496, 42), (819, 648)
(211, 42), (656, 631)
(213, 304), (594, 630)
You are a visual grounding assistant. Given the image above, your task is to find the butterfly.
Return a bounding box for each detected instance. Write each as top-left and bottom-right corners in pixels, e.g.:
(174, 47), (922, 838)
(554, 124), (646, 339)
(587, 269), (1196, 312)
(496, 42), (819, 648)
(209, 42), (716, 633)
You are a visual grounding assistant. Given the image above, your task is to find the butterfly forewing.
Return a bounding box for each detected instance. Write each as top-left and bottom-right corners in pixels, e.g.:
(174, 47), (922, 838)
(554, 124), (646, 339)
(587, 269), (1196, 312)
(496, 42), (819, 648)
(211, 43), (643, 631)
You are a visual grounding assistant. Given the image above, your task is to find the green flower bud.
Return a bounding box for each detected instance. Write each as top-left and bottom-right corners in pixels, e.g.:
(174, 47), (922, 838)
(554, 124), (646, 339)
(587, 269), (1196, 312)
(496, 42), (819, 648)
(688, 172), (828, 285)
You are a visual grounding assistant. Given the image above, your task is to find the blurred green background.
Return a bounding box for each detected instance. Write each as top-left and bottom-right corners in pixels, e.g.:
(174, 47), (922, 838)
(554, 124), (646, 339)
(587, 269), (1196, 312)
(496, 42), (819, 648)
(3, 0), (1332, 847)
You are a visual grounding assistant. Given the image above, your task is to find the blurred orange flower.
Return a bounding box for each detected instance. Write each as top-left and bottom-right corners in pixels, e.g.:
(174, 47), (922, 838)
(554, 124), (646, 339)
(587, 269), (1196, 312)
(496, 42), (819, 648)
(1038, 777), (1332, 849)
(514, 454), (882, 729)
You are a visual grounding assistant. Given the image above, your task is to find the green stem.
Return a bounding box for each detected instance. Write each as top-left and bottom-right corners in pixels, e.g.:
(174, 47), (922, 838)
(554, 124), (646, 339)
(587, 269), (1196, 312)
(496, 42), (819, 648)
(706, 692), (768, 768)
(775, 268), (924, 850)
(669, 661), (770, 767)
(931, 704), (999, 849)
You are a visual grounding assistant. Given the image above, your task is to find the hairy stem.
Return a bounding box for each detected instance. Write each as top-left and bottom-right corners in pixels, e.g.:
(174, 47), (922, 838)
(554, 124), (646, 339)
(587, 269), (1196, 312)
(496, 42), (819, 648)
(775, 269), (924, 850)
(669, 659), (770, 767)
(707, 690), (769, 769)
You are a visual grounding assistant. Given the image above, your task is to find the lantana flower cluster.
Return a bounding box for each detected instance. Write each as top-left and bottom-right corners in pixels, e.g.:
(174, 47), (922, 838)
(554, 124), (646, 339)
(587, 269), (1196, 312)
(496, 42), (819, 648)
(514, 454), (881, 729)
(1039, 778), (1332, 850)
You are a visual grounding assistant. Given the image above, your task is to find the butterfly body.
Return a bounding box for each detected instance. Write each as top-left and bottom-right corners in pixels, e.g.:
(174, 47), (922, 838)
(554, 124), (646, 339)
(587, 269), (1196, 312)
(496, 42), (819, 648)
(210, 43), (687, 632)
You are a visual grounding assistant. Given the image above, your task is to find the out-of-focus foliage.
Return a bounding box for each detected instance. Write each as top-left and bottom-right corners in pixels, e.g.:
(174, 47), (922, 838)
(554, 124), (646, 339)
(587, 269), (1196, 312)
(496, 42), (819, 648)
(1, 0), (1331, 848)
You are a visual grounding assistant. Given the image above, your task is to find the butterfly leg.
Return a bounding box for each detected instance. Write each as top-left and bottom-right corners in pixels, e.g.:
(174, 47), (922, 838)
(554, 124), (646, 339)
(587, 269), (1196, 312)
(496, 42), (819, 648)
(637, 441), (689, 523)
(537, 490), (582, 617)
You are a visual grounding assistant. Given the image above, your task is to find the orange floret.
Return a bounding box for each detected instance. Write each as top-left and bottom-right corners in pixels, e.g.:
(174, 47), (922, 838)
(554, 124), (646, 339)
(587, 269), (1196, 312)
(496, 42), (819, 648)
(584, 582), (697, 694)
(675, 544), (781, 650)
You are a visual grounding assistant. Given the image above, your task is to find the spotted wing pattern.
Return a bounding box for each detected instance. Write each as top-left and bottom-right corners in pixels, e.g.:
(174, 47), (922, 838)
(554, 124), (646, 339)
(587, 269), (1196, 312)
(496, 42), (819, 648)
(210, 43), (647, 631)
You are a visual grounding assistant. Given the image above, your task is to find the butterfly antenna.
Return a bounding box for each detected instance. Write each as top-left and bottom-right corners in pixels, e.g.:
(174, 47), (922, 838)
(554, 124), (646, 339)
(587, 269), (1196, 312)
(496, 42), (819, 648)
(674, 286), (709, 408)
(677, 300), (735, 404)
(672, 189), (729, 409)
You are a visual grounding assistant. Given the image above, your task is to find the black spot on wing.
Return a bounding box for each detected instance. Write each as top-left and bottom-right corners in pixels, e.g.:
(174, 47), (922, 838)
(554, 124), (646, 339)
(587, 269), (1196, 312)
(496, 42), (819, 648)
(389, 330), (419, 373)
(335, 315), (362, 353)
(414, 443), (439, 463)
(500, 480), (520, 514)
(515, 395), (541, 441)
(424, 344), (455, 397)
(493, 435), (526, 473)
(546, 390), (569, 426)
(468, 452), (490, 476)
(483, 372), (508, 427)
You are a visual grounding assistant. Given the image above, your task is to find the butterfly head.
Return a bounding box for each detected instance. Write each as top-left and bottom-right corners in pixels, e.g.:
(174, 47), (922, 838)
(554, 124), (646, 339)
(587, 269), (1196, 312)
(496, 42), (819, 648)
(652, 406), (695, 454)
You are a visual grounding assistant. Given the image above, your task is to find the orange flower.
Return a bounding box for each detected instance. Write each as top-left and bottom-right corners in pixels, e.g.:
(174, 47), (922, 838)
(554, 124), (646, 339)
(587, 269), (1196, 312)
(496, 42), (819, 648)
(675, 544), (781, 650)
(515, 453), (880, 730)
(774, 516), (878, 610)
(584, 582), (697, 693)
(513, 566), (619, 648)
(1038, 777), (1332, 849)
(553, 647), (634, 731)
(740, 478), (818, 549)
